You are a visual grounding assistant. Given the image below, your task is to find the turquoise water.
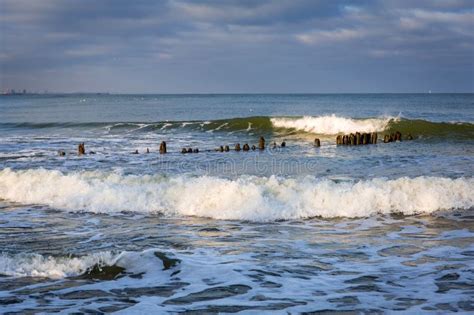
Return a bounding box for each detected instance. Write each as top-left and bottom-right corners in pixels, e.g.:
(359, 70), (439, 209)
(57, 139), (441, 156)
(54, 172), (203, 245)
(0, 94), (473, 313)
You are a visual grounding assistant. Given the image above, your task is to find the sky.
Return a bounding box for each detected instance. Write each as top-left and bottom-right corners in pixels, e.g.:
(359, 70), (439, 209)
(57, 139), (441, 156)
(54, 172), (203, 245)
(0, 0), (473, 93)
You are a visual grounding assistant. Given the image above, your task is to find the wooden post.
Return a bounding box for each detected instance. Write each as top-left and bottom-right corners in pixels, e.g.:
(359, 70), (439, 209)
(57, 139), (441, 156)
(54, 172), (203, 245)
(243, 144), (250, 151)
(395, 131), (402, 141)
(78, 143), (85, 155)
(258, 136), (265, 150)
(336, 135), (342, 145)
(314, 138), (320, 147)
(356, 132), (361, 145)
(235, 143), (241, 151)
(159, 141), (167, 154)
(342, 135), (348, 145)
(349, 134), (355, 145)
(371, 132), (377, 144)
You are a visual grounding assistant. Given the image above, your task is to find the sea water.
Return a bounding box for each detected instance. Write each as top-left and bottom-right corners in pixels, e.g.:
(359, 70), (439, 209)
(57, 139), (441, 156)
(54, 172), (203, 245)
(0, 94), (473, 313)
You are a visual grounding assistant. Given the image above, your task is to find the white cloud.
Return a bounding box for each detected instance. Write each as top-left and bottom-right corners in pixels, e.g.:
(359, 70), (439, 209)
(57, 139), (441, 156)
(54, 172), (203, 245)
(296, 28), (368, 45)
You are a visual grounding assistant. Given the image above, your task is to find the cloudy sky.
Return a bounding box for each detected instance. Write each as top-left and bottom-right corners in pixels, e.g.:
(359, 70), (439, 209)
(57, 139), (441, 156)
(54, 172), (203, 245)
(1, 0), (473, 93)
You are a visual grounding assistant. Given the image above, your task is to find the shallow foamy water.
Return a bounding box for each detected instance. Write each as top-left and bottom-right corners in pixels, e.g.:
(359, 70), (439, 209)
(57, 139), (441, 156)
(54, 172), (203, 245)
(1, 202), (473, 313)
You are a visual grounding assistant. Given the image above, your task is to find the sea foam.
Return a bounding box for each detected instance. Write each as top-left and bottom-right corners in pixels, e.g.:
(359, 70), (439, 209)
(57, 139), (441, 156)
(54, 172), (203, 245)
(0, 168), (472, 221)
(0, 251), (117, 278)
(270, 115), (396, 134)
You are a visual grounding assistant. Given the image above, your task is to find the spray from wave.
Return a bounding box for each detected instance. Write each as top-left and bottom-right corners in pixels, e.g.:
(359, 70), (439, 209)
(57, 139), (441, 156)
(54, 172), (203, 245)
(0, 251), (117, 278)
(270, 115), (397, 134)
(0, 168), (472, 221)
(0, 249), (173, 279)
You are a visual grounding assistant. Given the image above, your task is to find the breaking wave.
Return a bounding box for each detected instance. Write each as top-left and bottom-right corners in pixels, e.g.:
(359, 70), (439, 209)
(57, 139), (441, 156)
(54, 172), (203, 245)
(0, 251), (117, 278)
(0, 249), (172, 279)
(270, 115), (396, 134)
(1, 115), (472, 139)
(1, 168), (472, 221)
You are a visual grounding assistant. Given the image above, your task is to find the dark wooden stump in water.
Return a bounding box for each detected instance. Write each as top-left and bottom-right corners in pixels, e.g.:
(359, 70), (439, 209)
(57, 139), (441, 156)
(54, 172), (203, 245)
(394, 131), (402, 141)
(224, 145), (230, 152)
(336, 135), (342, 145)
(314, 138), (320, 147)
(258, 136), (265, 150)
(235, 143), (241, 151)
(356, 132), (361, 145)
(383, 135), (391, 143)
(281, 141), (286, 147)
(78, 143), (85, 155)
(159, 141), (167, 154)
(349, 134), (355, 145)
(370, 132), (377, 144)
(182, 148), (188, 153)
(251, 145), (256, 150)
(342, 135), (348, 145)
(243, 144), (250, 151)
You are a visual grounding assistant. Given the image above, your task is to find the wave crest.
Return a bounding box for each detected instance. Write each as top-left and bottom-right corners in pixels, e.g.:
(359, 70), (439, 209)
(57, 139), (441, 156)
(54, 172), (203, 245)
(0, 251), (117, 278)
(271, 115), (396, 134)
(1, 168), (472, 221)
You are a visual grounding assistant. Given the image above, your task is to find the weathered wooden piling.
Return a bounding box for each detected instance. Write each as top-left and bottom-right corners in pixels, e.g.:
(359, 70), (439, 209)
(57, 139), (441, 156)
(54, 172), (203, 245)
(193, 148), (199, 153)
(224, 145), (230, 152)
(370, 132), (377, 144)
(349, 134), (355, 145)
(243, 143), (250, 151)
(336, 135), (342, 145)
(187, 148), (193, 153)
(78, 143), (85, 155)
(133, 150), (138, 154)
(394, 131), (402, 141)
(146, 148), (150, 153)
(342, 135), (348, 145)
(159, 141), (167, 154)
(259, 136), (265, 150)
(235, 143), (241, 151)
(355, 132), (361, 145)
(281, 141), (286, 147)
(314, 138), (321, 147)
(251, 145), (256, 150)
(383, 135), (391, 143)
(182, 148), (188, 153)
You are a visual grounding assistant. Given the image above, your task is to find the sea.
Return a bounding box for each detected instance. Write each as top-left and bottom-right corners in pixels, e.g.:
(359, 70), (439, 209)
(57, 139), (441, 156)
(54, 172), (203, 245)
(0, 93), (473, 313)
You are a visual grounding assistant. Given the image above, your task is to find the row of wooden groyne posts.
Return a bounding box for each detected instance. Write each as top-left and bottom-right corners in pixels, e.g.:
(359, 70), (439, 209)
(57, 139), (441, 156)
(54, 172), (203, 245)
(66, 131), (413, 156)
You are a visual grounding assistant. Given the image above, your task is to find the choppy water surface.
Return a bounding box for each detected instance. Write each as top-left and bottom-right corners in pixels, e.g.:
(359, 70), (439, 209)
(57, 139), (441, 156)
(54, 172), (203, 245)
(0, 94), (473, 313)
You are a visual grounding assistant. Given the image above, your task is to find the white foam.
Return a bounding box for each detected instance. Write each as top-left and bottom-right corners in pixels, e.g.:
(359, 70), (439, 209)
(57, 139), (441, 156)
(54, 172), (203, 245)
(0, 168), (472, 221)
(0, 249), (172, 279)
(0, 251), (117, 278)
(270, 115), (396, 134)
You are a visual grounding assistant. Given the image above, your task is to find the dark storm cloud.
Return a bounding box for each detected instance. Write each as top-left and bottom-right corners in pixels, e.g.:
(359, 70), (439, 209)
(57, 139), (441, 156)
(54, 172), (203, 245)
(0, 0), (473, 92)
